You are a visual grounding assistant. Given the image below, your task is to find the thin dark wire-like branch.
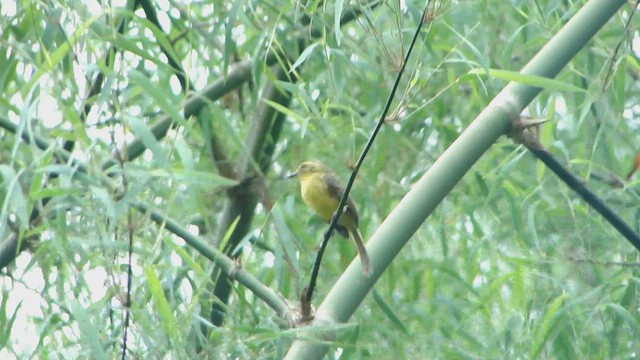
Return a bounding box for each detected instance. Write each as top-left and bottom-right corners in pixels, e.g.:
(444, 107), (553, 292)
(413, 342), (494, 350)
(508, 116), (640, 253)
(530, 148), (640, 250)
(111, 124), (135, 359)
(601, 0), (639, 90)
(120, 211), (134, 360)
(305, 0), (432, 303)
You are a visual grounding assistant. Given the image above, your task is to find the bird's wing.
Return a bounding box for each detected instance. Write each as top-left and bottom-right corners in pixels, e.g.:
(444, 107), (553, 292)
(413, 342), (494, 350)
(324, 173), (359, 226)
(335, 225), (350, 238)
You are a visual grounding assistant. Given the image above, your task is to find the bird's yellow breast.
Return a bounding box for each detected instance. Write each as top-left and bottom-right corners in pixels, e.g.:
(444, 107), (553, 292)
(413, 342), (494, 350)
(299, 173), (340, 222)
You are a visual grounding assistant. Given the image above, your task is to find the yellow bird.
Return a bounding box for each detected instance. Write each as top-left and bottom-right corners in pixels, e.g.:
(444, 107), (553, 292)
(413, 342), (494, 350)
(288, 160), (372, 275)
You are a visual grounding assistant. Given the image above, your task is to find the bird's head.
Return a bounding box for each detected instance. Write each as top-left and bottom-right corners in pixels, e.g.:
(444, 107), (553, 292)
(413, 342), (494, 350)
(287, 160), (328, 179)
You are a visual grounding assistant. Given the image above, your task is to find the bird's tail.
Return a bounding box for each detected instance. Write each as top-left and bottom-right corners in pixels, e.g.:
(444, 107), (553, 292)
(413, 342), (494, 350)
(351, 229), (372, 276)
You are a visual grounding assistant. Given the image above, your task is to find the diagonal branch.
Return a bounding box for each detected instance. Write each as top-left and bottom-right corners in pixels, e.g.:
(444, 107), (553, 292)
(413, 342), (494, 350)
(132, 201), (292, 324)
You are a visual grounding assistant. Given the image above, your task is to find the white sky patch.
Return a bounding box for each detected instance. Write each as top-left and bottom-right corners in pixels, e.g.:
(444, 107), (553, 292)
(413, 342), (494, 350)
(311, 88), (320, 101)
(263, 251), (275, 268)
(188, 51), (209, 89)
(463, 216), (474, 234)
(233, 24), (247, 46)
(178, 275), (194, 306)
(479, 260), (491, 273)
(1, 0), (16, 16)
(85, 267), (108, 301)
(202, 3), (215, 17)
(1, 254), (46, 356)
(552, 94), (568, 117)
(472, 274), (486, 288)
(170, 248), (183, 268)
(170, 73), (182, 94)
(156, 0), (170, 12)
(37, 91), (64, 128)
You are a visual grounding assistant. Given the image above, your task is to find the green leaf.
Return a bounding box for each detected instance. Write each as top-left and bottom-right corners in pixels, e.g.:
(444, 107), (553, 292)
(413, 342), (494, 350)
(263, 99), (304, 124)
(143, 168), (238, 188)
(531, 294), (566, 358)
(467, 68), (586, 92)
(334, 0), (344, 45)
(135, 17), (182, 69)
(90, 185), (118, 223)
(0, 165), (28, 231)
(372, 290), (408, 334)
(605, 303), (639, 335)
(21, 13), (102, 96)
(128, 70), (185, 128)
(0, 294), (20, 349)
(126, 115), (167, 164)
(174, 136), (194, 171)
(68, 300), (108, 360)
(224, 0), (242, 76)
(290, 43), (320, 73)
(145, 267), (179, 343)
(270, 204), (300, 275)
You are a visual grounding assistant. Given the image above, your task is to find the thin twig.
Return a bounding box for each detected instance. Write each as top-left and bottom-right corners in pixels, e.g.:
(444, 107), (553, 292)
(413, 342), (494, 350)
(305, 0), (433, 302)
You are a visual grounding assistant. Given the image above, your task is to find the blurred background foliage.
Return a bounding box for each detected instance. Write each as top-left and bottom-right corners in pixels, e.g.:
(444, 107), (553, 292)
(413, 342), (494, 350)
(0, 0), (639, 358)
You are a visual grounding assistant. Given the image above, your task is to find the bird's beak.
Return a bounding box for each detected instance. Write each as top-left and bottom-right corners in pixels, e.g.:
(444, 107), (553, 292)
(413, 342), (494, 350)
(286, 171), (298, 179)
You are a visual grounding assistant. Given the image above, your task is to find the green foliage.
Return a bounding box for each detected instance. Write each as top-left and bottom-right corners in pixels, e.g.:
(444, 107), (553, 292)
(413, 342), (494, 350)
(0, 0), (639, 358)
